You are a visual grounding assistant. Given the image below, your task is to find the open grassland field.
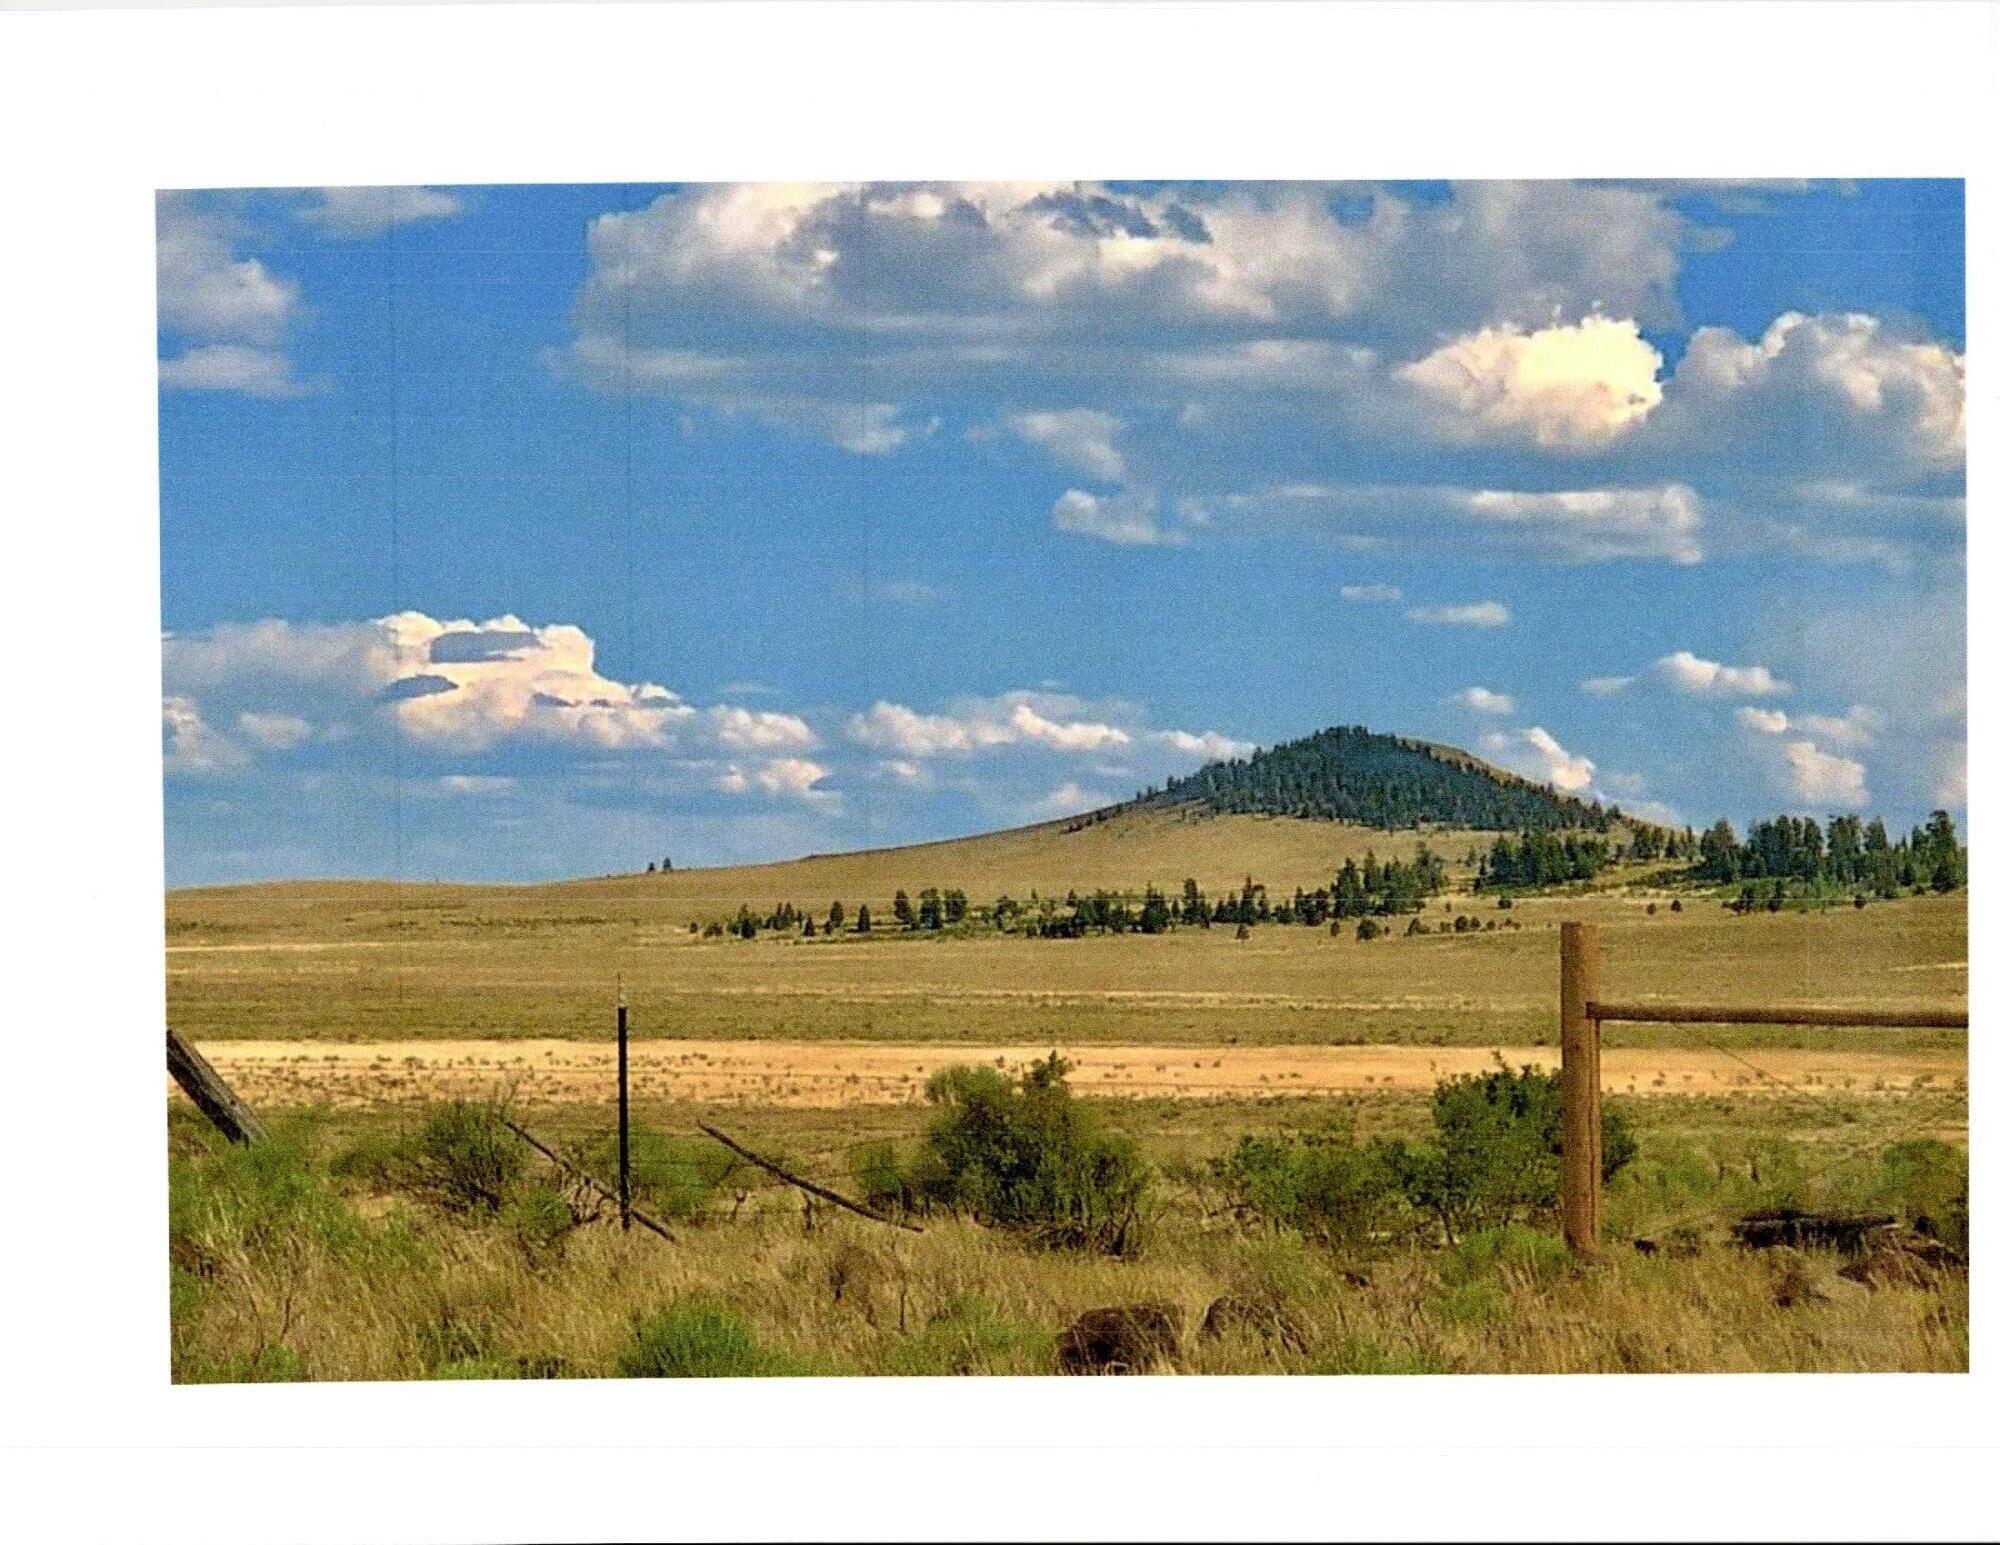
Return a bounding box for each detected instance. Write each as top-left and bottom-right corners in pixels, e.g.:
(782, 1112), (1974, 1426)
(168, 806), (1469, 941)
(168, 1085), (1969, 1381)
(167, 878), (1968, 1056)
(164, 808), (1969, 1380)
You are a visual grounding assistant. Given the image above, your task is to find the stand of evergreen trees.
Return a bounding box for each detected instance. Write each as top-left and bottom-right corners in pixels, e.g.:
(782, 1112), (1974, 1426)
(1147, 725), (1615, 832)
(1694, 810), (1965, 896)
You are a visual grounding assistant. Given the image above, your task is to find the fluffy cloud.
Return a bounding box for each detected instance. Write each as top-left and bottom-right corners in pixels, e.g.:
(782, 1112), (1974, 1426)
(1398, 316), (1664, 448)
(845, 689), (1248, 773)
(157, 343), (307, 398)
(1406, 600), (1510, 628)
(297, 186), (465, 239)
(160, 611), (827, 806)
(157, 193), (306, 395)
(1451, 484), (1702, 565)
(1453, 687), (1516, 715)
(1051, 488), (1185, 547)
(1650, 650), (1789, 699)
(1590, 650), (1790, 699)
(162, 696), (246, 776)
(1664, 310), (1963, 470)
(707, 705), (819, 752)
(1782, 740), (1870, 807)
(1007, 409), (1127, 481)
(718, 756), (838, 808)
(559, 181), (1696, 452)
(1734, 703), (1882, 749)
(236, 712), (313, 751)
(1480, 726), (1597, 795)
(1150, 728), (1257, 761)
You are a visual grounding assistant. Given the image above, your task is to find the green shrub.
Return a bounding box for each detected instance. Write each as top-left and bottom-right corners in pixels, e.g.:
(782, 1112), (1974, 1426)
(1873, 1138), (1969, 1254)
(1441, 1224), (1572, 1287)
(851, 1140), (919, 1214)
(1209, 1123), (1397, 1252)
(1430, 1280), (1510, 1326)
(616, 1300), (813, 1378)
(1381, 1061), (1635, 1241)
(592, 1127), (741, 1222)
(880, 1294), (1053, 1376)
(403, 1102), (523, 1214)
(501, 1184), (577, 1262)
(1308, 1337), (1449, 1376)
(169, 1126), (360, 1263)
(328, 1128), (406, 1189)
(913, 1053), (1151, 1253)
(183, 1344), (306, 1384)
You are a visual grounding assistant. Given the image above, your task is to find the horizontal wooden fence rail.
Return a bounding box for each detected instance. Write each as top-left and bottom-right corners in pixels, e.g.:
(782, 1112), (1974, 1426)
(1558, 923), (1967, 1258)
(1587, 1001), (1968, 1030)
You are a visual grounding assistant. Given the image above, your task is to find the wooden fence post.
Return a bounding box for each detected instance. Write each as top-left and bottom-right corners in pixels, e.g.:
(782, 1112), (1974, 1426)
(1559, 921), (1602, 1257)
(616, 986), (631, 1232)
(166, 1026), (265, 1145)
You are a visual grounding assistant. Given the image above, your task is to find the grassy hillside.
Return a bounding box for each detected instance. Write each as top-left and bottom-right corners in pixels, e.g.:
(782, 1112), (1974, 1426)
(167, 803), (1482, 940)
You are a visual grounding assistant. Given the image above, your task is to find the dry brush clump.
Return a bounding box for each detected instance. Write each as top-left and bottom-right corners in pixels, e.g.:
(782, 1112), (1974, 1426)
(166, 1082), (1968, 1383)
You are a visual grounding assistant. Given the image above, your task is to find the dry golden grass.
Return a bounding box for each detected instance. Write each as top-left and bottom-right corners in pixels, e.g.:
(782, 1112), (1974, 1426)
(167, 805), (1469, 938)
(168, 1092), (1969, 1381)
(166, 880), (1969, 1055)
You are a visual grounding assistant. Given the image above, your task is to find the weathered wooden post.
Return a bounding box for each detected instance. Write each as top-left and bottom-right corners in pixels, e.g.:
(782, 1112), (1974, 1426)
(166, 1026), (265, 1145)
(1558, 921), (1602, 1257)
(616, 984), (631, 1232)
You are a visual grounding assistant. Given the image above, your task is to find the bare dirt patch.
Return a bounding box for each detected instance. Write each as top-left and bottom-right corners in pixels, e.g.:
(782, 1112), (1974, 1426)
(178, 1037), (1967, 1110)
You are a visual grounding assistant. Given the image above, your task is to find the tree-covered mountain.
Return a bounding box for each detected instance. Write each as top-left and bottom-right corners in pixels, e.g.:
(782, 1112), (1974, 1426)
(1142, 725), (1615, 833)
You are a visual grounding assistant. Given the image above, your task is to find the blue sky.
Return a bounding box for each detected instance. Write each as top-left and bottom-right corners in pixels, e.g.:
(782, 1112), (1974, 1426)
(159, 181), (1965, 886)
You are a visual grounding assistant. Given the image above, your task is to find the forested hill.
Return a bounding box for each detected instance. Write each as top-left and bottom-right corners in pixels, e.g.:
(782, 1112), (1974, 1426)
(1143, 725), (1615, 832)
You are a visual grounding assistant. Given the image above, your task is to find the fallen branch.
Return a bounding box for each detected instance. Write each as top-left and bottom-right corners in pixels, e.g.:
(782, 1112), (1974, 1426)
(501, 1118), (676, 1243)
(697, 1123), (922, 1233)
(167, 1027), (265, 1145)
(1730, 1208), (1895, 1254)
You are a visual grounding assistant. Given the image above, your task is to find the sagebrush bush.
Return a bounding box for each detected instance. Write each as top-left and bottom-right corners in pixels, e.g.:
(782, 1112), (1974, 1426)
(914, 1053), (1151, 1253)
(402, 1102), (523, 1214)
(1209, 1123), (1398, 1252)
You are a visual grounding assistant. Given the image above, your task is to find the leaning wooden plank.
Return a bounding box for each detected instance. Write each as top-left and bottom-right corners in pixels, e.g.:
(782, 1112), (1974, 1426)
(698, 1123), (922, 1233)
(166, 1027), (265, 1145)
(500, 1117), (677, 1244)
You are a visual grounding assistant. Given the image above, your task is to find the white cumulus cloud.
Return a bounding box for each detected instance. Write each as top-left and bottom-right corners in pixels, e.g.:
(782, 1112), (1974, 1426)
(1398, 316), (1665, 448)
(1453, 687), (1516, 716)
(1782, 740), (1870, 807)
(1481, 725), (1598, 795)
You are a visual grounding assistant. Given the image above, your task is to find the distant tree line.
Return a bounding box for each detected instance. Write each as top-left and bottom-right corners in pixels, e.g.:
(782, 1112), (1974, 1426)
(1695, 810), (1965, 897)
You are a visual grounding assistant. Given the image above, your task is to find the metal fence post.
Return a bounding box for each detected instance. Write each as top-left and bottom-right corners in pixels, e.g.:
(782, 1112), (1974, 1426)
(1559, 921), (1602, 1257)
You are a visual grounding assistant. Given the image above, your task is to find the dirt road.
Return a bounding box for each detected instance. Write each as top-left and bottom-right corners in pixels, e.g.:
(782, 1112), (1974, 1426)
(177, 1037), (1966, 1110)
